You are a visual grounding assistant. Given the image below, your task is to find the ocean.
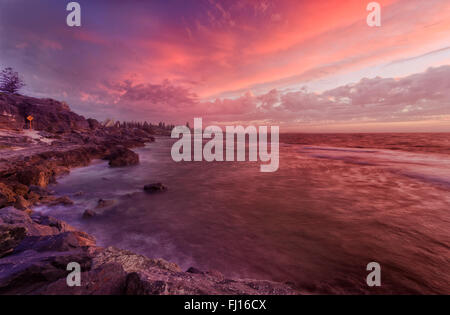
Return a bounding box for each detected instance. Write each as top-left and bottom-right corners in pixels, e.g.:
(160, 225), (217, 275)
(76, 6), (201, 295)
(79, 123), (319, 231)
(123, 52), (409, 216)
(36, 133), (450, 294)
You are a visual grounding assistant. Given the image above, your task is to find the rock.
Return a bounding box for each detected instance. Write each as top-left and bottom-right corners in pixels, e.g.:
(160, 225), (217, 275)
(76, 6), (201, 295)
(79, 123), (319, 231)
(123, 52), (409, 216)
(0, 209), (300, 295)
(10, 183), (29, 197)
(124, 272), (167, 295)
(0, 225), (26, 258)
(26, 191), (41, 204)
(28, 185), (48, 196)
(95, 199), (115, 209)
(12, 231), (96, 254)
(106, 146), (139, 167)
(186, 267), (204, 275)
(0, 207), (74, 237)
(82, 209), (96, 219)
(16, 166), (51, 187)
(39, 263), (127, 295)
(120, 192), (141, 200)
(87, 118), (101, 130)
(143, 183), (167, 193)
(50, 196), (74, 206)
(0, 92), (89, 132)
(93, 247), (182, 274)
(0, 183), (16, 208)
(14, 195), (30, 210)
(0, 249), (93, 294)
(30, 213), (74, 233)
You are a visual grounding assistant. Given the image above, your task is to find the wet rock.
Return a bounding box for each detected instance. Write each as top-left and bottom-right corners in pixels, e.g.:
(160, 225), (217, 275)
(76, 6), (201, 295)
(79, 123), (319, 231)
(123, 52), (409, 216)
(82, 209), (96, 219)
(30, 213), (74, 234)
(143, 183), (167, 193)
(119, 192), (142, 200)
(51, 196), (74, 206)
(95, 199), (115, 209)
(106, 146), (139, 167)
(0, 207), (73, 237)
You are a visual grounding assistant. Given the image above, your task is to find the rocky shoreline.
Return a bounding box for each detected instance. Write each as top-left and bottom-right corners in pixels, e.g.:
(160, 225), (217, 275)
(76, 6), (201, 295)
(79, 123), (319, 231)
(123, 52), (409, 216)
(0, 93), (299, 295)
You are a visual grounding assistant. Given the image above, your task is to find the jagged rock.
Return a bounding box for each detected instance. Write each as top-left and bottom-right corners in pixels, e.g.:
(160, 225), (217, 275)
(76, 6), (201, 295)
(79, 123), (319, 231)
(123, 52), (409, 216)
(106, 146), (139, 167)
(28, 185), (48, 196)
(39, 263), (127, 295)
(0, 183), (16, 207)
(10, 182), (29, 197)
(0, 249), (93, 294)
(124, 272), (167, 295)
(14, 195), (30, 210)
(26, 191), (41, 204)
(0, 225), (26, 258)
(143, 183), (167, 193)
(16, 166), (52, 187)
(0, 92), (89, 132)
(12, 231), (95, 254)
(49, 196), (74, 206)
(0, 208), (74, 237)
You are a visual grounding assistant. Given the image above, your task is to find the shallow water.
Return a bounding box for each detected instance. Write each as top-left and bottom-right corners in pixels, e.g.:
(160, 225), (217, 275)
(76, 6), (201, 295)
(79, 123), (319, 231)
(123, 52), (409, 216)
(37, 134), (450, 294)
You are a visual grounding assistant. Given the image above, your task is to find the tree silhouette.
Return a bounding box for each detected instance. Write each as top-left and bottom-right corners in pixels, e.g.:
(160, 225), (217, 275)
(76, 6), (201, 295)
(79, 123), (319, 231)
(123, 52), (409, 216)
(0, 67), (25, 94)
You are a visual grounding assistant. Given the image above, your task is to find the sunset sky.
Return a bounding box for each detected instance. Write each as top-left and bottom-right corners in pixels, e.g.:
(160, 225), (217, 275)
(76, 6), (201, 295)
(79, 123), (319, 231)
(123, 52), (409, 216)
(1, 0), (449, 131)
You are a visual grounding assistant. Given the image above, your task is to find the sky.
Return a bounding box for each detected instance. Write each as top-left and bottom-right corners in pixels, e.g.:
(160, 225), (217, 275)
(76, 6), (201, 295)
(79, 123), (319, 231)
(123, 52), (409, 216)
(0, 0), (449, 132)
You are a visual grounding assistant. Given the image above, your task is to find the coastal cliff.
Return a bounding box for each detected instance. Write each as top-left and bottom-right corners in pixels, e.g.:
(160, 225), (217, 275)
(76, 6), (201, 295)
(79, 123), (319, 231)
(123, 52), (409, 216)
(0, 93), (299, 295)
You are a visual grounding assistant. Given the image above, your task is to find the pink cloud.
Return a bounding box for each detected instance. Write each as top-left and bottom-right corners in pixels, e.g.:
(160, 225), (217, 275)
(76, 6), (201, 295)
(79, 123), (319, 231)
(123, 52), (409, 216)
(104, 66), (449, 130)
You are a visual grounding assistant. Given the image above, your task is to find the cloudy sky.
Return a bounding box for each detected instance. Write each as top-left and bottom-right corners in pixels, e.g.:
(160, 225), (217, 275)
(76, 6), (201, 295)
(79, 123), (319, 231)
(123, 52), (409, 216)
(1, 0), (449, 131)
